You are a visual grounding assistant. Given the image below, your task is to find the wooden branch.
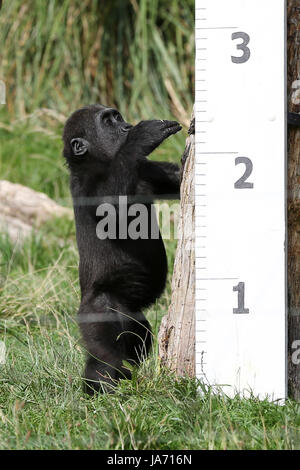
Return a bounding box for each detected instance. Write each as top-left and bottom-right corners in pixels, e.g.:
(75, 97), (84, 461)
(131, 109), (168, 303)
(287, 0), (300, 400)
(158, 112), (195, 376)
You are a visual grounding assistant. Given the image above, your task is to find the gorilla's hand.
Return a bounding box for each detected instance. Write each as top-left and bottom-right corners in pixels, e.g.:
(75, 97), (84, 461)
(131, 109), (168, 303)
(126, 119), (182, 157)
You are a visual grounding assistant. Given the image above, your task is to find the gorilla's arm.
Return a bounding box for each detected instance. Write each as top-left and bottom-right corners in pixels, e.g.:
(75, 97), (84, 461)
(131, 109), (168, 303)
(137, 159), (180, 199)
(123, 120), (182, 159)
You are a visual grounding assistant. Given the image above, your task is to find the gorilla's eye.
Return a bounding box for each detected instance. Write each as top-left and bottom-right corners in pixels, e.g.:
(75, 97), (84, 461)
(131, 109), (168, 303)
(115, 113), (122, 121)
(103, 116), (112, 125)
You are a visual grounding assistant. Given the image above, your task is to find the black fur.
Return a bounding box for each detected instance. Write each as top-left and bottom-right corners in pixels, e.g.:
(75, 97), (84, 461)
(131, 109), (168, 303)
(63, 104), (181, 394)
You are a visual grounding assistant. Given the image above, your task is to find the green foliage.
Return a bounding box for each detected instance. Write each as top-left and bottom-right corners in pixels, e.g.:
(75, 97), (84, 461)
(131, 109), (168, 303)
(0, 0), (194, 122)
(0, 126), (69, 201)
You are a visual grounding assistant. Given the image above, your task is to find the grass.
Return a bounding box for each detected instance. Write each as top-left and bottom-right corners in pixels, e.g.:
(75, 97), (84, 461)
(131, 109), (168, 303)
(0, 262), (300, 450)
(1, 312), (300, 450)
(0, 126), (299, 450)
(0, 0), (194, 125)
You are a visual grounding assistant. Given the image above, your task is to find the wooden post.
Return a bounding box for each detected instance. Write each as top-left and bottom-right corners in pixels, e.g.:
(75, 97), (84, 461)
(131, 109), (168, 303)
(287, 0), (300, 400)
(158, 114), (195, 376)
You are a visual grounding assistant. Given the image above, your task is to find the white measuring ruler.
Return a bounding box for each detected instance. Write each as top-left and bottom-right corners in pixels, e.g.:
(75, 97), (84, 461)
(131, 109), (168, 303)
(195, 0), (287, 400)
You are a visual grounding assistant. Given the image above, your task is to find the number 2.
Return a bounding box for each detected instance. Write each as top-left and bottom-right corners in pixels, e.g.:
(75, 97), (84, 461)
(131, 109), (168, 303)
(235, 157), (254, 189)
(231, 32), (251, 64)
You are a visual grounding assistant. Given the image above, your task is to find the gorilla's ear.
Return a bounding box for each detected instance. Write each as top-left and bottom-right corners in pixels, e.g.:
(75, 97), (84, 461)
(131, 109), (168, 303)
(71, 138), (89, 156)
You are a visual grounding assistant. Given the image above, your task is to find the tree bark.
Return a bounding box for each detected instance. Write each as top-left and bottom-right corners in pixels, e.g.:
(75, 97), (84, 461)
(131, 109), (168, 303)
(158, 114), (195, 376)
(287, 0), (300, 400)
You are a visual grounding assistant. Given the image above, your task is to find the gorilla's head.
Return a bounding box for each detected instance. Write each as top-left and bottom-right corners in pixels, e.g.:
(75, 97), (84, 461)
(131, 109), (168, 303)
(63, 104), (132, 168)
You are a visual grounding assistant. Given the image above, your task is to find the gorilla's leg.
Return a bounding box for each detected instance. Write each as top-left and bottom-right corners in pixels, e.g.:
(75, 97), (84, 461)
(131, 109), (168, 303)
(78, 294), (152, 394)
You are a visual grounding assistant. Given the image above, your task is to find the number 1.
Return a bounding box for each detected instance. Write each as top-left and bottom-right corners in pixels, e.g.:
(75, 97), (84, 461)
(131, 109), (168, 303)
(233, 282), (250, 314)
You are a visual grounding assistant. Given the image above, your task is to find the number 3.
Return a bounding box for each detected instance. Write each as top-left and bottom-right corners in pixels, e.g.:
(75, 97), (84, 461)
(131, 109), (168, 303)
(231, 32), (251, 64)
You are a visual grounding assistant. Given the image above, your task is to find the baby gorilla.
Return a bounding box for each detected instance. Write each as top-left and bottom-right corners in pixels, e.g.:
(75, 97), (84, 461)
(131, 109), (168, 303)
(63, 104), (182, 394)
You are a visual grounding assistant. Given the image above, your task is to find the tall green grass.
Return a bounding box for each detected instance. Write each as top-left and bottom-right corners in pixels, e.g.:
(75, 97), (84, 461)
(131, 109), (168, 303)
(0, 0), (194, 125)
